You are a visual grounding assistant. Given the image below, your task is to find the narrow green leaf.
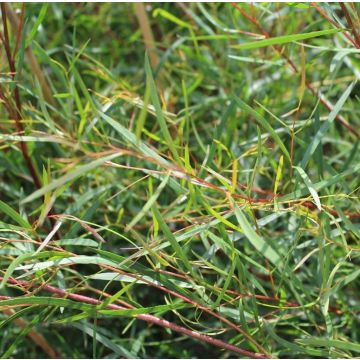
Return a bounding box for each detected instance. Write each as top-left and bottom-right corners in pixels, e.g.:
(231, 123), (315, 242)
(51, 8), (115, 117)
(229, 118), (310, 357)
(233, 202), (282, 267)
(71, 322), (136, 358)
(135, 80), (151, 141)
(0, 308), (49, 359)
(153, 8), (191, 29)
(231, 29), (343, 50)
(281, 162), (360, 202)
(202, 200), (240, 231)
(0, 200), (31, 229)
(301, 81), (356, 169)
(266, 324), (328, 357)
(333, 203), (360, 239)
(152, 205), (193, 274)
(0, 305), (38, 330)
(98, 110), (170, 167)
(213, 254), (236, 308)
(144, 53), (180, 163)
(201, 92), (240, 175)
(320, 261), (344, 316)
(293, 166), (322, 210)
(26, 4), (49, 47)
(21, 153), (121, 204)
(0, 296), (95, 311)
(98, 303), (189, 316)
(54, 238), (100, 247)
(298, 338), (360, 353)
(0, 252), (33, 289)
(14, 255), (117, 273)
(126, 174), (170, 231)
(274, 155), (284, 210)
(68, 39), (91, 74)
(234, 97), (290, 162)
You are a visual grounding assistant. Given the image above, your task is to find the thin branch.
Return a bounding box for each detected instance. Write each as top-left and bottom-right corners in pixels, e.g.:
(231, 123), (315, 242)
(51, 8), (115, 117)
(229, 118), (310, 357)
(12, 3), (25, 58)
(349, 3), (360, 30)
(134, 2), (164, 92)
(134, 2), (159, 71)
(0, 276), (269, 359)
(1, 4), (42, 190)
(311, 3), (359, 48)
(99, 263), (270, 356)
(339, 2), (360, 48)
(0, 3), (59, 234)
(0, 4), (13, 69)
(104, 151), (360, 221)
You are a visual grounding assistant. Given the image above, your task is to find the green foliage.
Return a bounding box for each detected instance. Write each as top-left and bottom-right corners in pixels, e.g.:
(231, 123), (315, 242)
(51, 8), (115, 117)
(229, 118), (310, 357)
(0, 3), (359, 359)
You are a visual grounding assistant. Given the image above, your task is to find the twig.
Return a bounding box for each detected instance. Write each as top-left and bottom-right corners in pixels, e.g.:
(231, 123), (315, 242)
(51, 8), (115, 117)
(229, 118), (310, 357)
(12, 3), (25, 58)
(134, 3), (160, 71)
(311, 3), (359, 48)
(0, 276), (269, 359)
(339, 2), (360, 48)
(99, 263), (270, 356)
(1, 4), (42, 189)
(34, 221), (62, 254)
(349, 3), (360, 31)
(134, 2), (165, 93)
(0, 4), (59, 235)
(105, 151), (360, 220)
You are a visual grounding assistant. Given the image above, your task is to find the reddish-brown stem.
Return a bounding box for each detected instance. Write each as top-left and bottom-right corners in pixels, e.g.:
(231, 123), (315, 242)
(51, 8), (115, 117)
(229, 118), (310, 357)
(0, 4), (60, 235)
(1, 4), (41, 190)
(0, 276), (268, 359)
(84, 261), (270, 355)
(12, 3), (25, 58)
(339, 3), (360, 48)
(311, 3), (359, 48)
(0, 3), (11, 57)
(104, 145), (360, 220)
(349, 3), (360, 30)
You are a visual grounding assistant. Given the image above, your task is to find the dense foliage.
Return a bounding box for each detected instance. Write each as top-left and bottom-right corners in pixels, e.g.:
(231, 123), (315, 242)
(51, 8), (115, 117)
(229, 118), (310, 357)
(0, 3), (359, 358)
